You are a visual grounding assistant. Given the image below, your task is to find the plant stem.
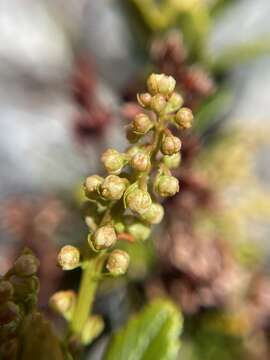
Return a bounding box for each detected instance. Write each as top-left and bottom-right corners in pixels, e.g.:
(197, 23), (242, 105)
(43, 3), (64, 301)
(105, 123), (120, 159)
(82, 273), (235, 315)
(70, 255), (105, 336)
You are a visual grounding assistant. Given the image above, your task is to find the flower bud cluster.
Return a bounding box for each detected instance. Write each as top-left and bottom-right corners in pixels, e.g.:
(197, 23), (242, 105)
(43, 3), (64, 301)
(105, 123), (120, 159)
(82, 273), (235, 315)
(80, 74), (193, 278)
(0, 249), (40, 354)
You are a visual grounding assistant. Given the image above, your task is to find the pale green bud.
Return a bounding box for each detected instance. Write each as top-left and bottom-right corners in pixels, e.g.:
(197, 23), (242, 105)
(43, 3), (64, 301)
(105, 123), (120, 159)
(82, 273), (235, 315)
(163, 152), (181, 169)
(155, 175), (179, 197)
(127, 146), (141, 158)
(175, 107), (193, 129)
(130, 152), (151, 172)
(81, 315), (105, 345)
(137, 92), (152, 108)
(49, 290), (76, 319)
(0, 281), (14, 305)
(101, 148), (125, 174)
(58, 245), (80, 271)
(147, 73), (176, 97)
(90, 225), (117, 251)
(132, 113), (153, 135)
(141, 203), (164, 224)
(106, 249), (130, 276)
(150, 94), (167, 113)
(161, 135), (181, 155)
(13, 253), (40, 277)
(114, 221), (125, 234)
(100, 175), (127, 200)
(127, 222), (151, 241)
(125, 188), (152, 214)
(165, 92), (184, 113)
(84, 175), (103, 195)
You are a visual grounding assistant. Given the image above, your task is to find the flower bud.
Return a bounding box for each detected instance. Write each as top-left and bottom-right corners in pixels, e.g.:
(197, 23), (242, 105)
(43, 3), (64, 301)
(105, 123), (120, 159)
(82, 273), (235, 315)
(106, 249), (130, 276)
(100, 175), (127, 200)
(114, 221), (125, 234)
(125, 188), (152, 214)
(166, 92), (184, 112)
(175, 107), (193, 129)
(150, 94), (167, 113)
(141, 203), (164, 224)
(0, 281), (14, 304)
(49, 290), (76, 319)
(0, 301), (20, 326)
(13, 253), (40, 277)
(132, 113), (153, 135)
(127, 222), (151, 241)
(147, 73), (176, 96)
(161, 135), (181, 155)
(58, 245), (80, 271)
(9, 275), (39, 299)
(81, 315), (105, 345)
(137, 92), (152, 108)
(130, 152), (151, 172)
(101, 148), (125, 174)
(126, 126), (141, 144)
(127, 146), (141, 158)
(155, 175), (179, 197)
(90, 225), (117, 251)
(163, 152), (181, 169)
(84, 175), (103, 195)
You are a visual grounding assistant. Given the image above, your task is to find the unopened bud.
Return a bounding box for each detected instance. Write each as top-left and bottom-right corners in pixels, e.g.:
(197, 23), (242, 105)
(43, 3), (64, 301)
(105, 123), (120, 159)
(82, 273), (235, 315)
(132, 113), (153, 135)
(81, 315), (105, 345)
(175, 107), (193, 129)
(90, 225), (117, 251)
(58, 245), (80, 271)
(141, 203), (164, 224)
(9, 275), (39, 299)
(106, 249), (130, 276)
(49, 290), (76, 319)
(125, 188), (152, 214)
(101, 148), (125, 175)
(166, 92), (184, 113)
(150, 94), (167, 113)
(100, 175), (127, 200)
(0, 281), (14, 304)
(0, 301), (20, 326)
(85, 175), (103, 196)
(127, 222), (151, 241)
(137, 92), (152, 108)
(114, 221), (125, 234)
(163, 153), (181, 169)
(13, 253), (39, 277)
(127, 146), (141, 158)
(155, 175), (179, 197)
(130, 152), (151, 172)
(161, 135), (181, 155)
(147, 73), (176, 97)
(126, 126), (141, 144)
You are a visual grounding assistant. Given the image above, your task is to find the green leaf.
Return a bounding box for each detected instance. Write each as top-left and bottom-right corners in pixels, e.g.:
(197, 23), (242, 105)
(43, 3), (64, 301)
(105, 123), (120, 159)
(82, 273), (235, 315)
(103, 299), (183, 360)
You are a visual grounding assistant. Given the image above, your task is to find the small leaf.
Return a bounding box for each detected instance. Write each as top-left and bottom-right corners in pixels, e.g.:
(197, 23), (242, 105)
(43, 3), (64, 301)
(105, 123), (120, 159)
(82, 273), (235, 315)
(103, 299), (183, 360)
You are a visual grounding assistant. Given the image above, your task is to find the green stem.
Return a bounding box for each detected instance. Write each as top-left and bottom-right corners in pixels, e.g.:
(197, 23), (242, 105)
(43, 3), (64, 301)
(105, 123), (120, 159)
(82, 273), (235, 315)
(70, 255), (105, 336)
